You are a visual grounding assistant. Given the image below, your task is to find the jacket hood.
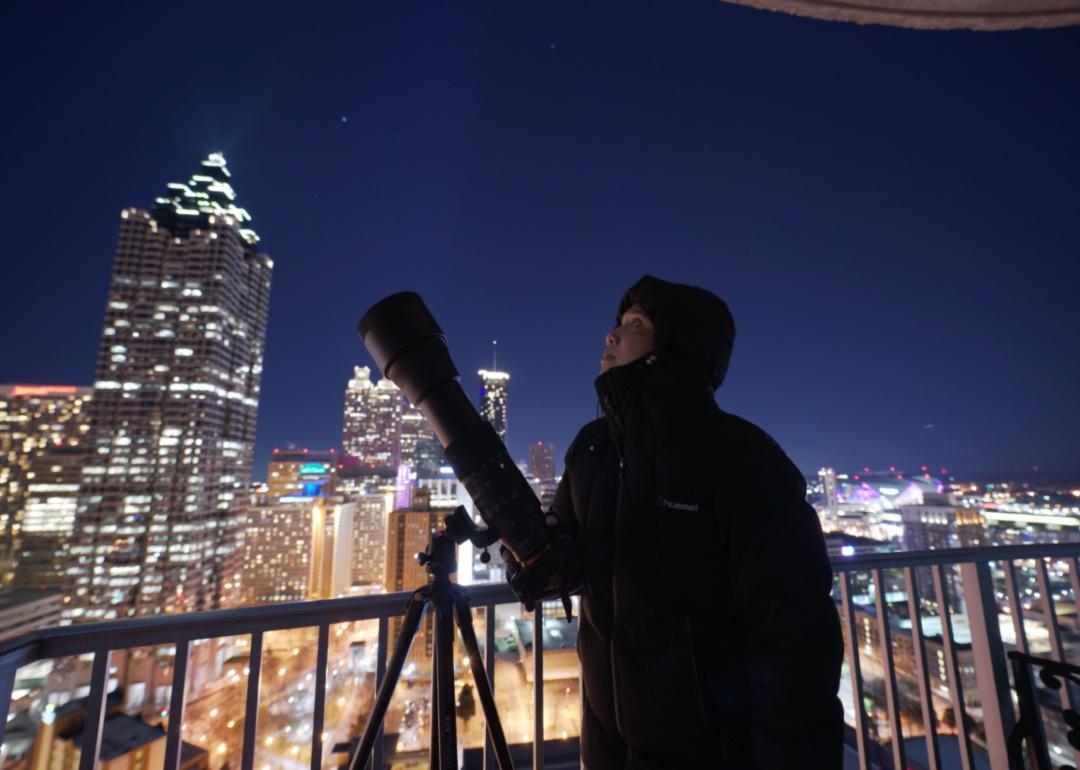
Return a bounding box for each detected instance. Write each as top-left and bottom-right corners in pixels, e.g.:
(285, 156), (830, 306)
(616, 275), (735, 391)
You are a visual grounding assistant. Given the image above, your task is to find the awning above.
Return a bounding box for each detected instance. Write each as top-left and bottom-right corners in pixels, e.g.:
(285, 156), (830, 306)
(723, 0), (1080, 30)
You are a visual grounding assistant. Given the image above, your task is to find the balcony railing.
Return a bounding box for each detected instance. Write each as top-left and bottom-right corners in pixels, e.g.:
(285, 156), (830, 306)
(1, 542), (1079, 770)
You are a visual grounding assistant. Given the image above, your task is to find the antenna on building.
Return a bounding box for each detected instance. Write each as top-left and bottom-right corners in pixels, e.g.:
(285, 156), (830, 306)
(492, 340), (497, 371)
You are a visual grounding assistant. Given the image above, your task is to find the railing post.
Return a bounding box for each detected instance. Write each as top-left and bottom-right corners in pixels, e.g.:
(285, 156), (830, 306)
(533, 605), (544, 770)
(240, 631), (263, 770)
(483, 604), (496, 770)
(310, 624), (330, 770)
(79, 649), (112, 770)
(0, 657), (19, 750)
(959, 560), (1014, 770)
(163, 640), (190, 770)
(839, 572), (871, 770)
(373, 616), (387, 770)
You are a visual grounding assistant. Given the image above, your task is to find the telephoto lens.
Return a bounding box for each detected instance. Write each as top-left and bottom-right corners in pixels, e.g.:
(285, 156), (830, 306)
(359, 292), (581, 609)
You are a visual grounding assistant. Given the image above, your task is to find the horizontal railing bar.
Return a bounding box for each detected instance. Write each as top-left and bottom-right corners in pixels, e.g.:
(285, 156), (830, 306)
(832, 542), (1080, 571)
(4, 544), (1080, 666)
(5, 583), (517, 659)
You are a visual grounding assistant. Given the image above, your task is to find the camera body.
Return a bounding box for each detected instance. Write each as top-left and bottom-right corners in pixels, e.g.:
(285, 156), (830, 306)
(359, 292), (581, 609)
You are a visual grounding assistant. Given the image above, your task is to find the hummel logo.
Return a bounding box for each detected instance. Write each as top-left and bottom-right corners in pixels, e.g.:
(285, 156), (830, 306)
(658, 496), (699, 512)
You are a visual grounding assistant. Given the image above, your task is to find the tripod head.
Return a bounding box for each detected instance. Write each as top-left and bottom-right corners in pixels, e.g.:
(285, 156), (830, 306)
(417, 506), (496, 582)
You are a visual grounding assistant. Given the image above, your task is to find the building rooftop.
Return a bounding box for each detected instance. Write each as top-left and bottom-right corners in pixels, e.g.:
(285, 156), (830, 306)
(72, 714), (163, 760)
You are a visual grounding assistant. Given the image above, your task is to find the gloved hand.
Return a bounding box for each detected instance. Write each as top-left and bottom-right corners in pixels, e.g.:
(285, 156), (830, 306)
(499, 510), (581, 619)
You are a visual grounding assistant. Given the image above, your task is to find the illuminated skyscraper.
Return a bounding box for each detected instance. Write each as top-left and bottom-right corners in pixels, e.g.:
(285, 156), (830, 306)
(0, 385), (92, 587)
(528, 441), (556, 484)
(342, 366), (402, 470)
(342, 365), (434, 470)
(478, 370), (509, 440)
(69, 153), (272, 621)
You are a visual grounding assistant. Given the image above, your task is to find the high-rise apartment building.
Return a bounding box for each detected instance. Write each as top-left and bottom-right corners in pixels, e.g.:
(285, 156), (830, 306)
(477, 370), (509, 440)
(242, 500), (311, 604)
(267, 449), (337, 500)
(528, 441), (556, 484)
(351, 493), (389, 588)
(69, 153), (272, 621)
(0, 385), (93, 587)
(242, 496), (354, 604)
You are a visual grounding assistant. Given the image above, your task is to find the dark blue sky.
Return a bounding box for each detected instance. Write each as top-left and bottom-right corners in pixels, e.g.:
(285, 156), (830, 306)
(2, 3), (1078, 480)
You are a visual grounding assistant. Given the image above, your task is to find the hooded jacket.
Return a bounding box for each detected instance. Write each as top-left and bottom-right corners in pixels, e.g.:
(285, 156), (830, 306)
(554, 276), (843, 769)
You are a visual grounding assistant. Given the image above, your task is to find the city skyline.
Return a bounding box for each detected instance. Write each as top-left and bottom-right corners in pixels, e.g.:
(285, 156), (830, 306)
(2, 5), (1079, 482)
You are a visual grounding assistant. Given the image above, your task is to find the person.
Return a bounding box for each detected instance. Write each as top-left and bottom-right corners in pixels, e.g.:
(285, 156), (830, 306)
(551, 275), (844, 769)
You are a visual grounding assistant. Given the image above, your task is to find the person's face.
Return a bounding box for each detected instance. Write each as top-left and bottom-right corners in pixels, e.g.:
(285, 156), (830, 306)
(600, 304), (655, 374)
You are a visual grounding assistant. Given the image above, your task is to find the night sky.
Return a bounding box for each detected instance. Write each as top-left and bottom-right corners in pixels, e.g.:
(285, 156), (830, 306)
(2, 3), (1078, 481)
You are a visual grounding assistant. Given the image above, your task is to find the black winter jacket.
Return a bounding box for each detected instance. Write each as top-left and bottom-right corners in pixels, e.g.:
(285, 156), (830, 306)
(553, 276), (843, 769)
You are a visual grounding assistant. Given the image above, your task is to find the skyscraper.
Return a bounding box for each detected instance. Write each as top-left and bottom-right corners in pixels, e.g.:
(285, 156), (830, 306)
(477, 370), (509, 440)
(342, 366), (402, 470)
(341, 365), (434, 470)
(528, 441), (556, 484)
(68, 153), (272, 621)
(0, 385), (93, 587)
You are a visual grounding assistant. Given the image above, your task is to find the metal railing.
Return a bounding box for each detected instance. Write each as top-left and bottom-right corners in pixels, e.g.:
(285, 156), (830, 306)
(2, 542), (1079, 770)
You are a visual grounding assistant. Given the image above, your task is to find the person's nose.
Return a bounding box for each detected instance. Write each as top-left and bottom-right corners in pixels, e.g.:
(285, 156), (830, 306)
(605, 328), (619, 348)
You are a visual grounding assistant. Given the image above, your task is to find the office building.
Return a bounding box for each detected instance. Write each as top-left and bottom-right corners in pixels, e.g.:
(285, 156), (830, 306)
(342, 366), (402, 470)
(0, 385), (92, 586)
(477, 369), (509, 440)
(267, 449), (337, 500)
(69, 153), (272, 621)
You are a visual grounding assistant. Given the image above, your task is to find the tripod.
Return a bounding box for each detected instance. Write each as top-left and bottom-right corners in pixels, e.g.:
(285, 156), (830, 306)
(346, 510), (515, 770)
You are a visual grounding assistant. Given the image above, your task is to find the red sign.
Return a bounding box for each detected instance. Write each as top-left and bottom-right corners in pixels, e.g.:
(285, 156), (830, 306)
(11, 385), (78, 397)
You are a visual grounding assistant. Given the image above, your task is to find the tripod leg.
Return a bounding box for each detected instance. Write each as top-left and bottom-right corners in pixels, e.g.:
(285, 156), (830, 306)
(433, 595), (459, 769)
(454, 594), (515, 770)
(346, 590), (428, 770)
